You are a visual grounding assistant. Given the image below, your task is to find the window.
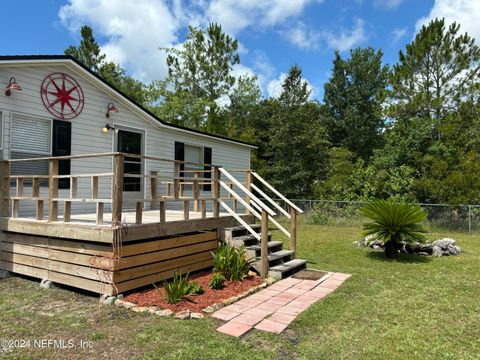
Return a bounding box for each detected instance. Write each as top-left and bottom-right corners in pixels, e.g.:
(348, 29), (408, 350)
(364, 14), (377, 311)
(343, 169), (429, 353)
(174, 142), (212, 191)
(10, 114), (51, 176)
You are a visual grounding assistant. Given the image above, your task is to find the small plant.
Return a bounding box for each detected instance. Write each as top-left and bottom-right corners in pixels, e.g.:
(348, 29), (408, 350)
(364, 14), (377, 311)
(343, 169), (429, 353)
(186, 281), (204, 295)
(162, 272), (191, 304)
(157, 272), (205, 304)
(360, 199), (427, 259)
(209, 272), (226, 289)
(211, 242), (252, 282)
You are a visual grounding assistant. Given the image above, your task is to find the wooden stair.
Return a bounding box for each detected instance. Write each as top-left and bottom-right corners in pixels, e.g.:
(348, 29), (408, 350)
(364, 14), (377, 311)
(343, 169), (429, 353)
(223, 224), (307, 279)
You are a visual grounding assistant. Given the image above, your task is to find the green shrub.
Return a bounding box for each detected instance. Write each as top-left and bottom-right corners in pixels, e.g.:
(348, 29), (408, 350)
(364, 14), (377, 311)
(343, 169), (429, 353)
(360, 199), (427, 258)
(186, 281), (204, 295)
(158, 272), (205, 304)
(211, 243), (252, 282)
(209, 272), (226, 289)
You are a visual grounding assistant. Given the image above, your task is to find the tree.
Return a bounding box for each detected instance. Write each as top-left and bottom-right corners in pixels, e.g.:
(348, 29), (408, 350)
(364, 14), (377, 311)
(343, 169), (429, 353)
(361, 200), (427, 258)
(261, 66), (329, 198)
(65, 25), (157, 106)
(323, 48), (389, 160)
(159, 23), (240, 131)
(65, 25), (105, 71)
(278, 65), (310, 107)
(223, 74), (262, 140)
(389, 18), (480, 138)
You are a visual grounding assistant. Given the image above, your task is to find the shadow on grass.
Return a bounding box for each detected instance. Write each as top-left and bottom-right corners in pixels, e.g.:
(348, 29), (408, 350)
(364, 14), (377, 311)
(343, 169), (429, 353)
(365, 251), (432, 263)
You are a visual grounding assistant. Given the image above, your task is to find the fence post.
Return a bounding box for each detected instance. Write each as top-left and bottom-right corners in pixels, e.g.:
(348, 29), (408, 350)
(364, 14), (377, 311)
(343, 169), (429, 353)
(112, 154), (124, 222)
(245, 170), (252, 215)
(260, 209), (269, 278)
(468, 205), (472, 235)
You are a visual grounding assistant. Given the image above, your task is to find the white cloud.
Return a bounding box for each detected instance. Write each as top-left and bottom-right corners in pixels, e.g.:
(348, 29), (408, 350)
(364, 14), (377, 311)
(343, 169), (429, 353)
(267, 73), (287, 98)
(281, 22), (321, 50)
(205, 0), (324, 34)
(374, 0), (404, 10)
(58, 0), (327, 83)
(324, 18), (367, 52)
(391, 27), (408, 42)
(59, 0), (184, 82)
(416, 0), (480, 42)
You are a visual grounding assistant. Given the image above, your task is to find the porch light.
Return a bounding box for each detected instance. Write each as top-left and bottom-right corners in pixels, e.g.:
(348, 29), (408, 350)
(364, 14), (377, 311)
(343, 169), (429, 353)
(106, 102), (118, 118)
(102, 123), (115, 133)
(5, 77), (22, 96)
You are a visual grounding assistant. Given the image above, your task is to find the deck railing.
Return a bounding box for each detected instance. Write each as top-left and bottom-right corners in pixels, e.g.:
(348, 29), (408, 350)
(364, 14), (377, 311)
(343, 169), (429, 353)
(1, 152), (302, 277)
(0, 152), (249, 225)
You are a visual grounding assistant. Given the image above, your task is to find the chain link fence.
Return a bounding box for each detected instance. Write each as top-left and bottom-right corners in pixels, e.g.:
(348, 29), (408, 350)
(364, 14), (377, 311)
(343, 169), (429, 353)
(279, 200), (480, 235)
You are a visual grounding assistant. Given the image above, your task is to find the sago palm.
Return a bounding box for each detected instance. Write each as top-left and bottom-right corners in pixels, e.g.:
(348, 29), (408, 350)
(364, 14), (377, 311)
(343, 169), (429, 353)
(360, 200), (427, 258)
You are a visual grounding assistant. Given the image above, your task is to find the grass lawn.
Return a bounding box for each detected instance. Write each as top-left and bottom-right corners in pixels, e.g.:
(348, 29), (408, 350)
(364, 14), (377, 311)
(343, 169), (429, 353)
(1, 224), (479, 359)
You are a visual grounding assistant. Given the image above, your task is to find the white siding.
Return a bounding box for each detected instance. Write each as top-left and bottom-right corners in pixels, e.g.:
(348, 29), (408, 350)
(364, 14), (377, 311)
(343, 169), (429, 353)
(0, 63), (251, 217)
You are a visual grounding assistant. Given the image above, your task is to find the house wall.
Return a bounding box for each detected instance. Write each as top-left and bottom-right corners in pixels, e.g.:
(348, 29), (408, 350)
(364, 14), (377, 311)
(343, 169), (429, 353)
(0, 63), (251, 217)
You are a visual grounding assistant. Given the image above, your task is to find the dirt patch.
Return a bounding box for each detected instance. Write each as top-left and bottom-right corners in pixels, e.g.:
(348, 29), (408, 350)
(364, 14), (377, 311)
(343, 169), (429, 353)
(124, 272), (264, 313)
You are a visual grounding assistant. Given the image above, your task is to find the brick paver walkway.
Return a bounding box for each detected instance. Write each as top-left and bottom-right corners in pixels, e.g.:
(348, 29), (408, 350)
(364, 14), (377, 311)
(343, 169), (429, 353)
(214, 272), (351, 337)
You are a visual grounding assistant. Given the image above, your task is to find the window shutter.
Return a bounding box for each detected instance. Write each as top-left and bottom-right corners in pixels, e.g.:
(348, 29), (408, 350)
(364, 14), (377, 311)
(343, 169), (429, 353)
(174, 141), (185, 180)
(203, 147), (212, 191)
(11, 115), (50, 154)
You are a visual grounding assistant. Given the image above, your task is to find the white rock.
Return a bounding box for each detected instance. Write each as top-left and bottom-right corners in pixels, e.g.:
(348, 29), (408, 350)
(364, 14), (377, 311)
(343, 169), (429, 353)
(190, 312), (204, 319)
(175, 310), (191, 320)
(155, 309), (173, 317)
(40, 279), (53, 289)
(432, 246), (443, 257)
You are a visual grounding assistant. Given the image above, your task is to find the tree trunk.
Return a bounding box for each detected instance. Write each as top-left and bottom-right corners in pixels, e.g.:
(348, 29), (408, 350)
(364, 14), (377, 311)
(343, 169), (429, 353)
(384, 240), (399, 259)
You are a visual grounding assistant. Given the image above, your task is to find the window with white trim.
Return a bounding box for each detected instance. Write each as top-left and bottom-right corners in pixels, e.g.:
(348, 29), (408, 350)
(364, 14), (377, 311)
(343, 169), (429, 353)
(10, 113), (51, 176)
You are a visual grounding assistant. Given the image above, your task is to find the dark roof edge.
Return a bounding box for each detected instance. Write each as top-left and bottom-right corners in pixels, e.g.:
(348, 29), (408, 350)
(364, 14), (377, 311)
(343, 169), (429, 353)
(0, 54), (257, 148)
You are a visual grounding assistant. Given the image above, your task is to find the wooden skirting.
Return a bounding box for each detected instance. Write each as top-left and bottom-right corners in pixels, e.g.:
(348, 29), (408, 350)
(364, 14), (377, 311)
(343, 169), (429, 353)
(0, 230), (218, 295)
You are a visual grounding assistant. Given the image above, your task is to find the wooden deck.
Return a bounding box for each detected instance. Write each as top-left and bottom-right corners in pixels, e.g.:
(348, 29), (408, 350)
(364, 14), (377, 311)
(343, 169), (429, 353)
(0, 152), (301, 295)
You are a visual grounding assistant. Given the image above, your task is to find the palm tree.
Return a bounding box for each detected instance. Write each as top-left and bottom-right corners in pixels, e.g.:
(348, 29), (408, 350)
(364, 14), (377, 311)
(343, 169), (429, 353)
(360, 200), (427, 258)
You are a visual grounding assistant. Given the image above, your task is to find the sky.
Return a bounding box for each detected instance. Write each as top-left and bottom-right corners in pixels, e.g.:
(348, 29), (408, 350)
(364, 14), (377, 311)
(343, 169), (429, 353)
(1, 0), (479, 101)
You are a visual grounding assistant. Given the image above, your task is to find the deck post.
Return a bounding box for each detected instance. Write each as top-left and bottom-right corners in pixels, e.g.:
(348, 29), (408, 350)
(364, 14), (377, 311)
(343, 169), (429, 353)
(150, 171), (158, 209)
(48, 159), (59, 221)
(245, 170), (252, 215)
(112, 153), (124, 222)
(260, 209), (269, 278)
(193, 171), (200, 211)
(173, 162), (180, 199)
(213, 166), (220, 218)
(1, 161), (10, 217)
(290, 207), (297, 255)
(159, 200), (166, 223)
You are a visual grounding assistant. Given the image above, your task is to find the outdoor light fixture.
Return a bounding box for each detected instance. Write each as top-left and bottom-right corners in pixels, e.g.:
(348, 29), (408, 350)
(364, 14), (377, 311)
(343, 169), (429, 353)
(5, 77), (22, 96)
(102, 123), (115, 133)
(105, 102), (118, 118)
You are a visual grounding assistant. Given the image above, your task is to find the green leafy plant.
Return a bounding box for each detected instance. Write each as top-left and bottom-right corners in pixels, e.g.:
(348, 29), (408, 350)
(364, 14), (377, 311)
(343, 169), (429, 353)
(157, 272), (204, 304)
(208, 272), (226, 290)
(186, 281), (204, 295)
(211, 243), (252, 281)
(360, 199), (427, 258)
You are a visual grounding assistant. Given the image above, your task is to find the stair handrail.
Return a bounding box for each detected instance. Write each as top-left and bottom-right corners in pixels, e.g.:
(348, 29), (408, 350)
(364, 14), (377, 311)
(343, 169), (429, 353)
(218, 199), (260, 241)
(221, 180), (290, 238)
(218, 168), (276, 217)
(250, 183), (290, 219)
(249, 200), (291, 238)
(250, 171), (304, 214)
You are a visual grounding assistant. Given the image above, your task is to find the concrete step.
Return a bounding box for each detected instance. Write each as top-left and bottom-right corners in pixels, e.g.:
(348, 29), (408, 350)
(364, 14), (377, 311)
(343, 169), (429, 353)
(268, 259), (308, 280)
(246, 241), (283, 255)
(231, 232), (272, 247)
(223, 224), (261, 241)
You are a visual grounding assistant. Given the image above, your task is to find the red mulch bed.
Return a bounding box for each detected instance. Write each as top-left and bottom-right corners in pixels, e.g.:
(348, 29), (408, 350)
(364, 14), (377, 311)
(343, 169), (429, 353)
(123, 272), (264, 313)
